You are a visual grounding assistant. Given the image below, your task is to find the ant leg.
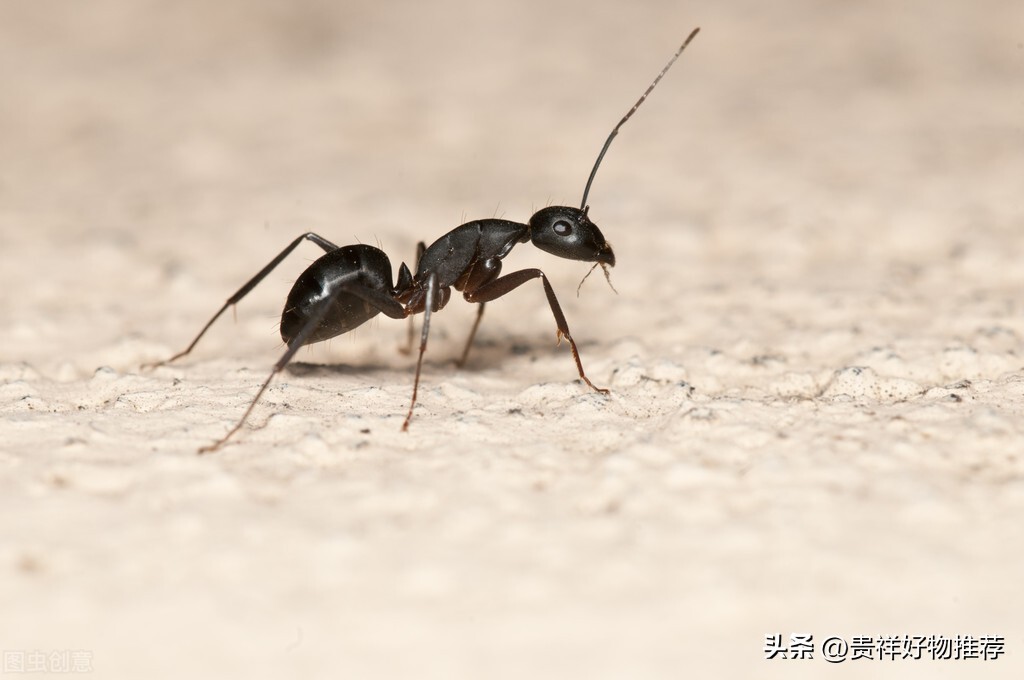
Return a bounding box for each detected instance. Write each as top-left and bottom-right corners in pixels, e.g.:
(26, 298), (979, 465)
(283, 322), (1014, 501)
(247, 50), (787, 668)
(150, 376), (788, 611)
(456, 303), (486, 367)
(200, 273), (408, 453)
(199, 303), (331, 454)
(145, 233), (339, 369)
(465, 269), (609, 394)
(198, 351), (289, 454)
(399, 241), (427, 355)
(402, 271), (437, 431)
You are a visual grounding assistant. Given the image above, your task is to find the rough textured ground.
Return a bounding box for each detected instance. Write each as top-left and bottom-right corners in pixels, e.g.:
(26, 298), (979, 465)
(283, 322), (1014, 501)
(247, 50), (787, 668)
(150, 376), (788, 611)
(2, 1), (1022, 678)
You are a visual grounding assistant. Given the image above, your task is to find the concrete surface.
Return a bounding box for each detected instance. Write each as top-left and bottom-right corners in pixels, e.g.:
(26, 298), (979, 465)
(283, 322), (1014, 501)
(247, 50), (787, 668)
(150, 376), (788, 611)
(2, 0), (1022, 677)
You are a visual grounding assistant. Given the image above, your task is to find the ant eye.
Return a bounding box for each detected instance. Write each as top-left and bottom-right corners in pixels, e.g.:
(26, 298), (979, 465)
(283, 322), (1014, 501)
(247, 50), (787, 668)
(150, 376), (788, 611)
(553, 220), (573, 236)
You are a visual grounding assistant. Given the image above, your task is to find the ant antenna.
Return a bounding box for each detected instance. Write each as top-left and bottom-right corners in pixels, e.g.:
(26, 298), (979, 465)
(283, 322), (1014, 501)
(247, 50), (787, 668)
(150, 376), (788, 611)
(579, 27), (700, 210)
(576, 262), (619, 297)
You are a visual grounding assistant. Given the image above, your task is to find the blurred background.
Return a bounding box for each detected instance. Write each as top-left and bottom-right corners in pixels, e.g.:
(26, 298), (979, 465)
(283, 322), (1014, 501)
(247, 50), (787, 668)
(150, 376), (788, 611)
(3, 0), (1022, 369)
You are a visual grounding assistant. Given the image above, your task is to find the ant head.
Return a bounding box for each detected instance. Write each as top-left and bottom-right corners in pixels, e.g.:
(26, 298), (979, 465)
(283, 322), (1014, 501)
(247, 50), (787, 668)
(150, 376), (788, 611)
(528, 206), (615, 267)
(529, 28), (697, 275)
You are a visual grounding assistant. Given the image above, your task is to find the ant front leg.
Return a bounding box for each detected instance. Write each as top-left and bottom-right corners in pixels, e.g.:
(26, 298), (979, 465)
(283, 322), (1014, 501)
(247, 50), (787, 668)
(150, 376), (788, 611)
(145, 232), (339, 369)
(464, 269), (610, 395)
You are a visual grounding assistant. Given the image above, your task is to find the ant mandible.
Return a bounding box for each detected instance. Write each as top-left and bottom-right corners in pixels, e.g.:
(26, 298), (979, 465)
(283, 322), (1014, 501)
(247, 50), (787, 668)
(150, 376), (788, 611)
(147, 28), (700, 453)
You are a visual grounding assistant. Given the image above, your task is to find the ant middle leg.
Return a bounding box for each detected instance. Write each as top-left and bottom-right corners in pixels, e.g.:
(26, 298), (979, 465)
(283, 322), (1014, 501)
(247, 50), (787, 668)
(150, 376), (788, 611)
(145, 232), (340, 369)
(464, 269), (609, 394)
(399, 241), (427, 356)
(402, 271), (437, 431)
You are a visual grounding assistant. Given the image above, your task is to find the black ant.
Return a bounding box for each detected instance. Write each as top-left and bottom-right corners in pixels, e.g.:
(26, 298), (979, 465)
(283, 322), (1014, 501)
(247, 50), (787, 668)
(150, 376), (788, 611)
(147, 28), (700, 453)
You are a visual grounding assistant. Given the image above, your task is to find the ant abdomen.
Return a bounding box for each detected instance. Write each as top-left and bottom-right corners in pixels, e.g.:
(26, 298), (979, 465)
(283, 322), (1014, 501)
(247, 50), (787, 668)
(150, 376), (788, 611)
(280, 244), (394, 345)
